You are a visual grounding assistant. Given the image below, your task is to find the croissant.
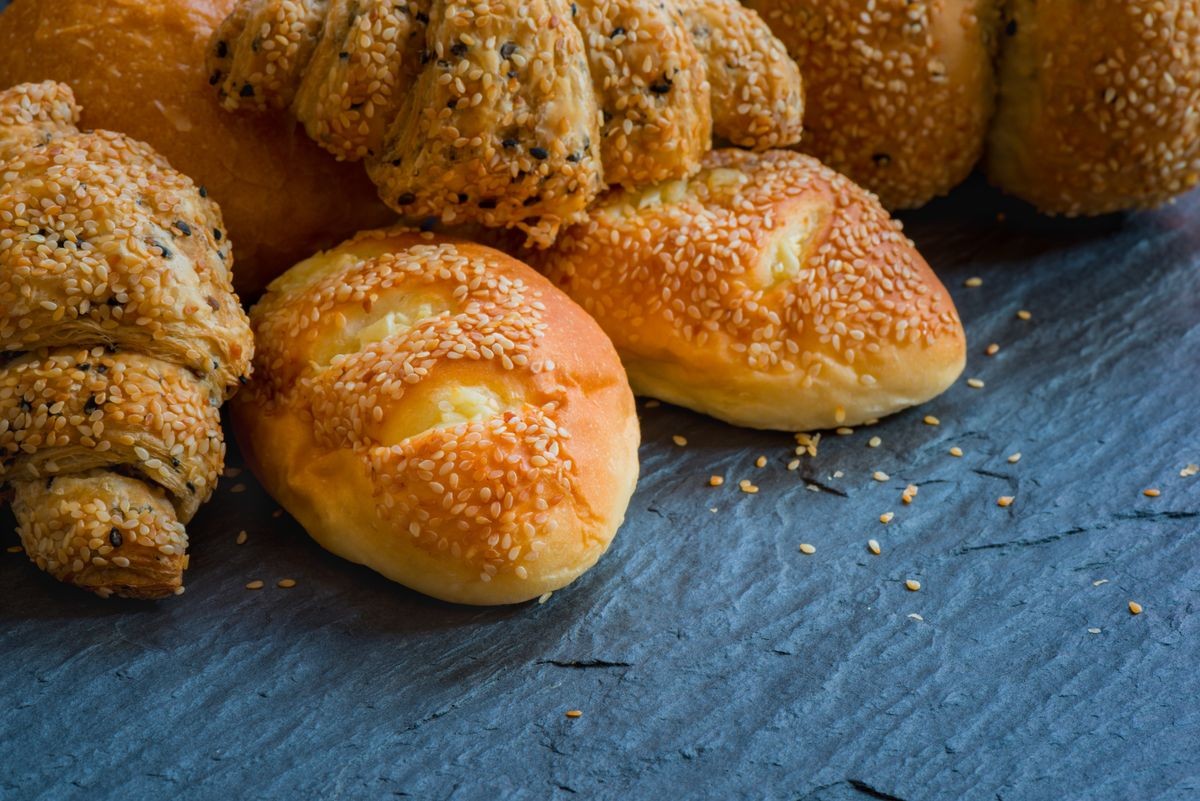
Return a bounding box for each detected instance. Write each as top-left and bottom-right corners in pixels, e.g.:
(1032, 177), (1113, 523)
(206, 0), (804, 246)
(0, 82), (254, 599)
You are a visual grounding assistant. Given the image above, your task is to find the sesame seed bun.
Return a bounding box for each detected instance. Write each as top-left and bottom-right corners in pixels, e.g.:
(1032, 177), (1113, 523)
(986, 0), (1200, 214)
(533, 149), (966, 431)
(0, 0), (394, 297)
(745, 0), (996, 210)
(232, 229), (640, 605)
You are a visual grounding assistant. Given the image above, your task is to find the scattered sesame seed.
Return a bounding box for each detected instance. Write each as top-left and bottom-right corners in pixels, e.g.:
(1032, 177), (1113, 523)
(538, 592), (552, 604)
(1128, 601), (1143, 615)
(966, 378), (985, 389)
(985, 343), (1000, 356)
(880, 512), (894, 524)
(923, 415), (940, 426)
(786, 459), (800, 471)
(755, 455), (767, 468)
(1016, 310), (1032, 320)
(949, 447), (963, 457)
(905, 579), (921, 592)
(245, 580), (264, 590)
(6, 545), (23, 554)
(1093, 579), (1109, 587)
(806, 484), (820, 492)
(1143, 488), (1161, 497)
(1087, 627), (1101, 634)
(867, 539), (881, 555)
(277, 578), (297, 588)
(230, 483), (247, 494)
(644, 400), (661, 409)
(236, 530), (248, 545)
(836, 427), (854, 436)
(868, 436), (882, 448)
(1007, 453), (1022, 464)
(1181, 464), (1199, 477)
(832, 471), (844, 479)
(798, 543), (816, 555)
(873, 471), (890, 482)
(672, 435), (688, 447)
(907, 613), (924, 622)
(739, 480), (759, 494)
(964, 277), (983, 287)
(565, 710), (583, 719)
(997, 496), (1015, 507)
(709, 475), (725, 487)
(901, 484), (918, 504)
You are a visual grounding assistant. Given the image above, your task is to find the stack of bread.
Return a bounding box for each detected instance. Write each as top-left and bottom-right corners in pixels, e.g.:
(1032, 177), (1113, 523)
(0, 0), (1195, 605)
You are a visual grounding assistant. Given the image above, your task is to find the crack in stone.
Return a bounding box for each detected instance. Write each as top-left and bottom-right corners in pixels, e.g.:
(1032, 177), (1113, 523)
(537, 659), (633, 669)
(847, 779), (909, 801)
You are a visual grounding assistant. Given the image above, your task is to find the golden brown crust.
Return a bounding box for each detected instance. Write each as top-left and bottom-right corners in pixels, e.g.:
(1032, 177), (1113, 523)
(533, 149), (966, 431)
(0, 0), (393, 297)
(209, 0), (803, 244)
(747, 0), (996, 211)
(0, 82), (251, 599)
(233, 228), (639, 605)
(986, 0), (1200, 214)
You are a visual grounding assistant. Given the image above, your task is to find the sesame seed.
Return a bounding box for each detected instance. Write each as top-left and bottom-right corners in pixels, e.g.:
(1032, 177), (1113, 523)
(949, 447), (963, 457)
(755, 455), (767, 468)
(236, 530), (248, 545)
(565, 710), (583, 719)
(966, 378), (985, 389)
(672, 435), (688, 447)
(1016, 310), (1032, 320)
(907, 614), (924, 622)
(901, 484), (918, 504)
(709, 475), (725, 487)
(538, 592), (552, 604)
(245, 580), (264, 590)
(644, 400), (661, 409)
(867, 539), (881, 555)
(923, 415), (940, 426)
(1181, 464), (1199, 477)
(868, 436), (882, 448)
(836, 427), (854, 436)
(985, 343), (1000, 356)
(1092, 579), (1109, 587)
(1007, 453), (1022, 464)
(277, 578), (297, 589)
(786, 459), (800, 471)
(6, 546), (23, 554)
(1143, 488), (1161, 497)
(964, 277), (983, 287)
(798, 543), (816, 554)
(872, 471), (890, 482)
(1087, 627), (1101, 634)
(880, 512), (894, 524)
(230, 483), (247, 494)
(739, 480), (759, 494)
(997, 496), (1015, 507)
(1128, 601), (1143, 615)
(905, 579), (921, 592)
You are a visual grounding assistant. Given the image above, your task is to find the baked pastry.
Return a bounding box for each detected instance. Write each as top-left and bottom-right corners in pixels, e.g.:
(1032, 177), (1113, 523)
(987, 0), (1200, 215)
(0, 82), (253, 599)
(207, 0), (803, 246)
(745, 0), (997, 210)
(232, 228), (639, 605)
(750, 0), (1200, 214)
(0, 0), (394, 297)
(533, 149), (966, 431)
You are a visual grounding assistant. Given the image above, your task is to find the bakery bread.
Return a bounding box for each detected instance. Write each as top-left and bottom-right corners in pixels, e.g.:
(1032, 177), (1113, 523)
(0, 0), (394, 297)
(207, 0), (803, 246)
(745, 0), (997, 211)
(751, 0), (1200, 214)
(986, 0), (1200, 215)
(0, 82), (253, 598)
(533, 149), (966, 431)
(232, 228), (639, 605)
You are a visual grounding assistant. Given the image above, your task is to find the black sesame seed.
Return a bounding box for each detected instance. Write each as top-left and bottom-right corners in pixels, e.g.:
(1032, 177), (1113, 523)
(350, 101), (364, 111)
(213, 228), (222, 241)
(96, 364), (109, 374)
(650, 80), (672, 95)
(397, 192), (417, 206)
(209, 71), (222, 86)
(174, 221), (192, 236)
(611, 26), (625, 38)
(339, 51), (350, 59)
(478, 198), (498, 209)
(523, 195), (541, 207)
(567, 152), (582, 163)
(416, 11), (429, 23)
(419, 49), (432, 65)
(500, 42), (518, 59)
(215, 40), (228, 58)
(502, 139), (519, 150)
(530, 146), (549, 160)
(151, 240), (172, 259)
(199, 186), (208, 198)
(1006, 19), (1018, 35)
(450, 42), (468, 57)
(84, 395), (100, 414)
(419, 216), (438, 232)
(239, 84), (255, 98)
(18, 399), (31, 412)
(186, 482), (196, 494)
(507, 70), (518, 80)
(206, 297), (221, 312)
(872, 152), (892, 166)
(238, 375), (249, 386)
(45, 476), (54, 489)
(446, 98), (458, 110)
(78, 363), (91, 372)
(109, 529), (123, 548)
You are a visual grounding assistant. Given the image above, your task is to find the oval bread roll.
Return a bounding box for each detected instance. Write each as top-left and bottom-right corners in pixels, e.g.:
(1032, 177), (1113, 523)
(534, 149), (966, 431)
(233, 229), (640, 605)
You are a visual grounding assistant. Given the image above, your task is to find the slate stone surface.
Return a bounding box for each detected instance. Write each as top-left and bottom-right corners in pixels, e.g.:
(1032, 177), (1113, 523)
(1, 9), (1198, 795)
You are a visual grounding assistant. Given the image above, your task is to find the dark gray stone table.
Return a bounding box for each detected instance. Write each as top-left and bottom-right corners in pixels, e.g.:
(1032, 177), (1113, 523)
(0, 12), (1197, 795)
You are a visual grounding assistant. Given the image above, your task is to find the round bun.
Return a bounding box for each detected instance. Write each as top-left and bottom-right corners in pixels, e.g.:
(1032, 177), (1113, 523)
(534, 149), (966, 431)
(986, 0), (1200, 214)
(0, 0), (394, 297)
(233, 229), (639, 605)
(745, 0), (996, 210)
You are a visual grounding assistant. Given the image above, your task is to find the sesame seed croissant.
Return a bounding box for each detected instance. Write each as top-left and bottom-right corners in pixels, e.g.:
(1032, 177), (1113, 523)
(0, 82), (254, 599)
(206, 0), (804, 247)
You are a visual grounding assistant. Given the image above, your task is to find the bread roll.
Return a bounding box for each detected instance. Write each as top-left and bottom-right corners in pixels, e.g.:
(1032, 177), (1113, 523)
(533, 149), (966, 431)
(987, 0), (1200, 214)
(233, 229), (639, 605)
(207, 0), (803, 246)
(0, 82), (253, 599)
(0, 0), (394, 297)
(745, 0), (996, 210)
